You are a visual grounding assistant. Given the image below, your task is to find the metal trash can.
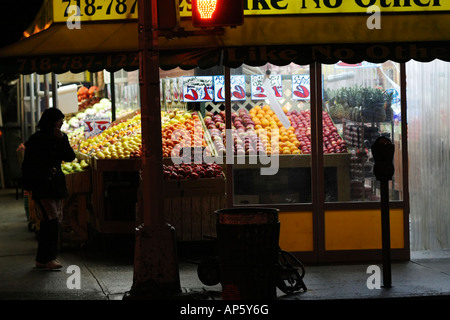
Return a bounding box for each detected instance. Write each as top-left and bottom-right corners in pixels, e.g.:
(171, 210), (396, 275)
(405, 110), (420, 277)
(215, 207), (280, 300)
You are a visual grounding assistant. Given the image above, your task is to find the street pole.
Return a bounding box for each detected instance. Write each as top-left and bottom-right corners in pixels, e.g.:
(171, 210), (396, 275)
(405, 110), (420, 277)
(380, 178), (391, 288)
(124, 0), (181, 299)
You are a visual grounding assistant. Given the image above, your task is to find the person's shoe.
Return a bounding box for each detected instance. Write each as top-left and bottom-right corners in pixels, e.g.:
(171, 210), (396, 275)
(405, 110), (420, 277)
(36, 260), (63, 269)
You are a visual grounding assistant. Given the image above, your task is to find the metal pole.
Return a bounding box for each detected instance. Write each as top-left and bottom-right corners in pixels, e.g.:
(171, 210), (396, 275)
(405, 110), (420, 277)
(110, 71), (116, 122)
(44, 74), (50, 109)
(125, 0), (181, 299)
(19, 75), (26, 141)
(35, 73), (40, 117)
(29, 74), (36, 133)
(225, 66), (233, 207)
(51, 73), (58, 109)
(380, 178), (392, 287)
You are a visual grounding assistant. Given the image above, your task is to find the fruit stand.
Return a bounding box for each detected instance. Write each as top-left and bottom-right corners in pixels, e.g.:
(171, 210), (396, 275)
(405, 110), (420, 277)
(4, 0), (450, 263)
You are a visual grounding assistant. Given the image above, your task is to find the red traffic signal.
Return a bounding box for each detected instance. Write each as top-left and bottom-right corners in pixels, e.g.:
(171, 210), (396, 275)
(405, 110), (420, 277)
(192, 0), (244, 28)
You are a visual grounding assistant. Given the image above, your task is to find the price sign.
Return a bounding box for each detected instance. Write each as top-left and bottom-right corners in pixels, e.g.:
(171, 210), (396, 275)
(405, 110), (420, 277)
(54, 0), (138, 22)
(83, 116), (110, 137)
(213, 75), (246, 102)
(292, 75), (310, 100)
(182, 76), (214, 102)
(251, 75), (282, 100)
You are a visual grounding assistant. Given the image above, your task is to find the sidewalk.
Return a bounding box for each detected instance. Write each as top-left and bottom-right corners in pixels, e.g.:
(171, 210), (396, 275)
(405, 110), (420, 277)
(1, 188), (450, 303)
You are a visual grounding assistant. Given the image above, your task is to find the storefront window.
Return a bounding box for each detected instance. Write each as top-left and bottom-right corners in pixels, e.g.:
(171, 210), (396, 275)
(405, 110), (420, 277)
(227, 64), (312, 205)
(322, 61), (403, 202)
(106, 70), (140, 118)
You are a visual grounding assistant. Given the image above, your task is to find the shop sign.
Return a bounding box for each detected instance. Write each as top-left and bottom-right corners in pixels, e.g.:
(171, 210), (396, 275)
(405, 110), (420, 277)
(225, 42), (450, 66)
(251, 74), (282, 100)
(182, 76), (214, 102)
(292, 75), (310, 100)
(179, 0), (449, 17)
(53, 0), (450, 22)
(53, 0), (138, 23)
(83, 116), (110, 137)
(213, 75), (246, 102)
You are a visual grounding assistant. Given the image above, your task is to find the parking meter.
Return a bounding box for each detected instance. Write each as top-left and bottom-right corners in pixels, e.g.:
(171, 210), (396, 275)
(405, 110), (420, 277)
(371, 136), (394, 181)
(371, 136), (394, 288)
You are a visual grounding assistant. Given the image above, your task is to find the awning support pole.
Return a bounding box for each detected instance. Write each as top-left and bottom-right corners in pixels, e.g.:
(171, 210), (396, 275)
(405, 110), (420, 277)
(124, 0), (181, 299)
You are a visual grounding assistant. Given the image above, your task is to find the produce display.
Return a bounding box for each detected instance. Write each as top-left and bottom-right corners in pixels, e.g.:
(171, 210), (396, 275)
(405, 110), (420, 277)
(320, 111), (348, 154)
(62, 98), (137, 149)
(161, 109), (212, 159)
(77, 85), (100, 111)
(326, 86), (394, 123)
(77, 109), (212, 160)
(163, 163), (224, 180)
(203, 106), (347, 155)
(61, 159), (89, 175)
(78, 112), (142, 159)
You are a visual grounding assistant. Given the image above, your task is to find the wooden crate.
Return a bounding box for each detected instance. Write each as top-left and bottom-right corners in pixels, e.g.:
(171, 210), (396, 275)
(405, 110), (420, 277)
(61, 170), (91, 245)
(164, 193), (226, 242)
(163, 178), (226, 241)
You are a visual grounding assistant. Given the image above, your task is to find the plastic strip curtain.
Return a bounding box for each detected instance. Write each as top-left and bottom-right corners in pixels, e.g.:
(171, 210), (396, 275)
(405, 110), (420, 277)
(407, 60), (450, 251)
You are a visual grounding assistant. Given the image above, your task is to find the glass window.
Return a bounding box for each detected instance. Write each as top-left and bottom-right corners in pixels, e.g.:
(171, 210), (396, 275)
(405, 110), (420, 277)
(105, 70), (140, 118)
(227, 63), (312, 205)
(322, 61), (402, 202)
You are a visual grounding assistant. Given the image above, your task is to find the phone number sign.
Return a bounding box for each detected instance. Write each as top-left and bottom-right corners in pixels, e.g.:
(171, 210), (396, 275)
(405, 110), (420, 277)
(53, 0), (138, 22)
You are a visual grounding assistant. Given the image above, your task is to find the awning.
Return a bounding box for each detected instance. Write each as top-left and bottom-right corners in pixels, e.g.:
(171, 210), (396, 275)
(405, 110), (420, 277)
(1, 0), (449, 74)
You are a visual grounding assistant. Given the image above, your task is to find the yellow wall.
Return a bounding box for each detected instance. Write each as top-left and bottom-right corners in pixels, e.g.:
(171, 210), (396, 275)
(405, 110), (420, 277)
(279, 211), (314, 252)
(324, 209), (404, 250)
(278, 209), (405, 252)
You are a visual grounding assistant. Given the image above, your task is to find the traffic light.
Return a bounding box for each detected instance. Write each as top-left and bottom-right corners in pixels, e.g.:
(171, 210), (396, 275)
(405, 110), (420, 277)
(192, 0), (244, 28)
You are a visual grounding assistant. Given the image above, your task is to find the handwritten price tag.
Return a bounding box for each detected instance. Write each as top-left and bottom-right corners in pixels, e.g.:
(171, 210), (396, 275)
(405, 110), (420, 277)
(213, 75), (246, 102)
(251, 75), (282, 100)
(292, 75), (310, 100)
(83, 116), (111, 137)
(183, 76), (214, 102)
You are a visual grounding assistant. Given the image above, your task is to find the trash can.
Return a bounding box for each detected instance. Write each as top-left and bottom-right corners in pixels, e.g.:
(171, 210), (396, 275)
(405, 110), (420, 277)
(215, 207), (280, 300)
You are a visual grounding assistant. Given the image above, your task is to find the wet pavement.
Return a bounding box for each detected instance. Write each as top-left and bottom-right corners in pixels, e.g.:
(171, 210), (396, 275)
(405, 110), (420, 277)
(1, 188), (449, 315)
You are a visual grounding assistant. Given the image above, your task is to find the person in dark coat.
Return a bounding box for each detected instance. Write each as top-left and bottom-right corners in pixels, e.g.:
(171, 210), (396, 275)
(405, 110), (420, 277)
(22, 107), (76, 269)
